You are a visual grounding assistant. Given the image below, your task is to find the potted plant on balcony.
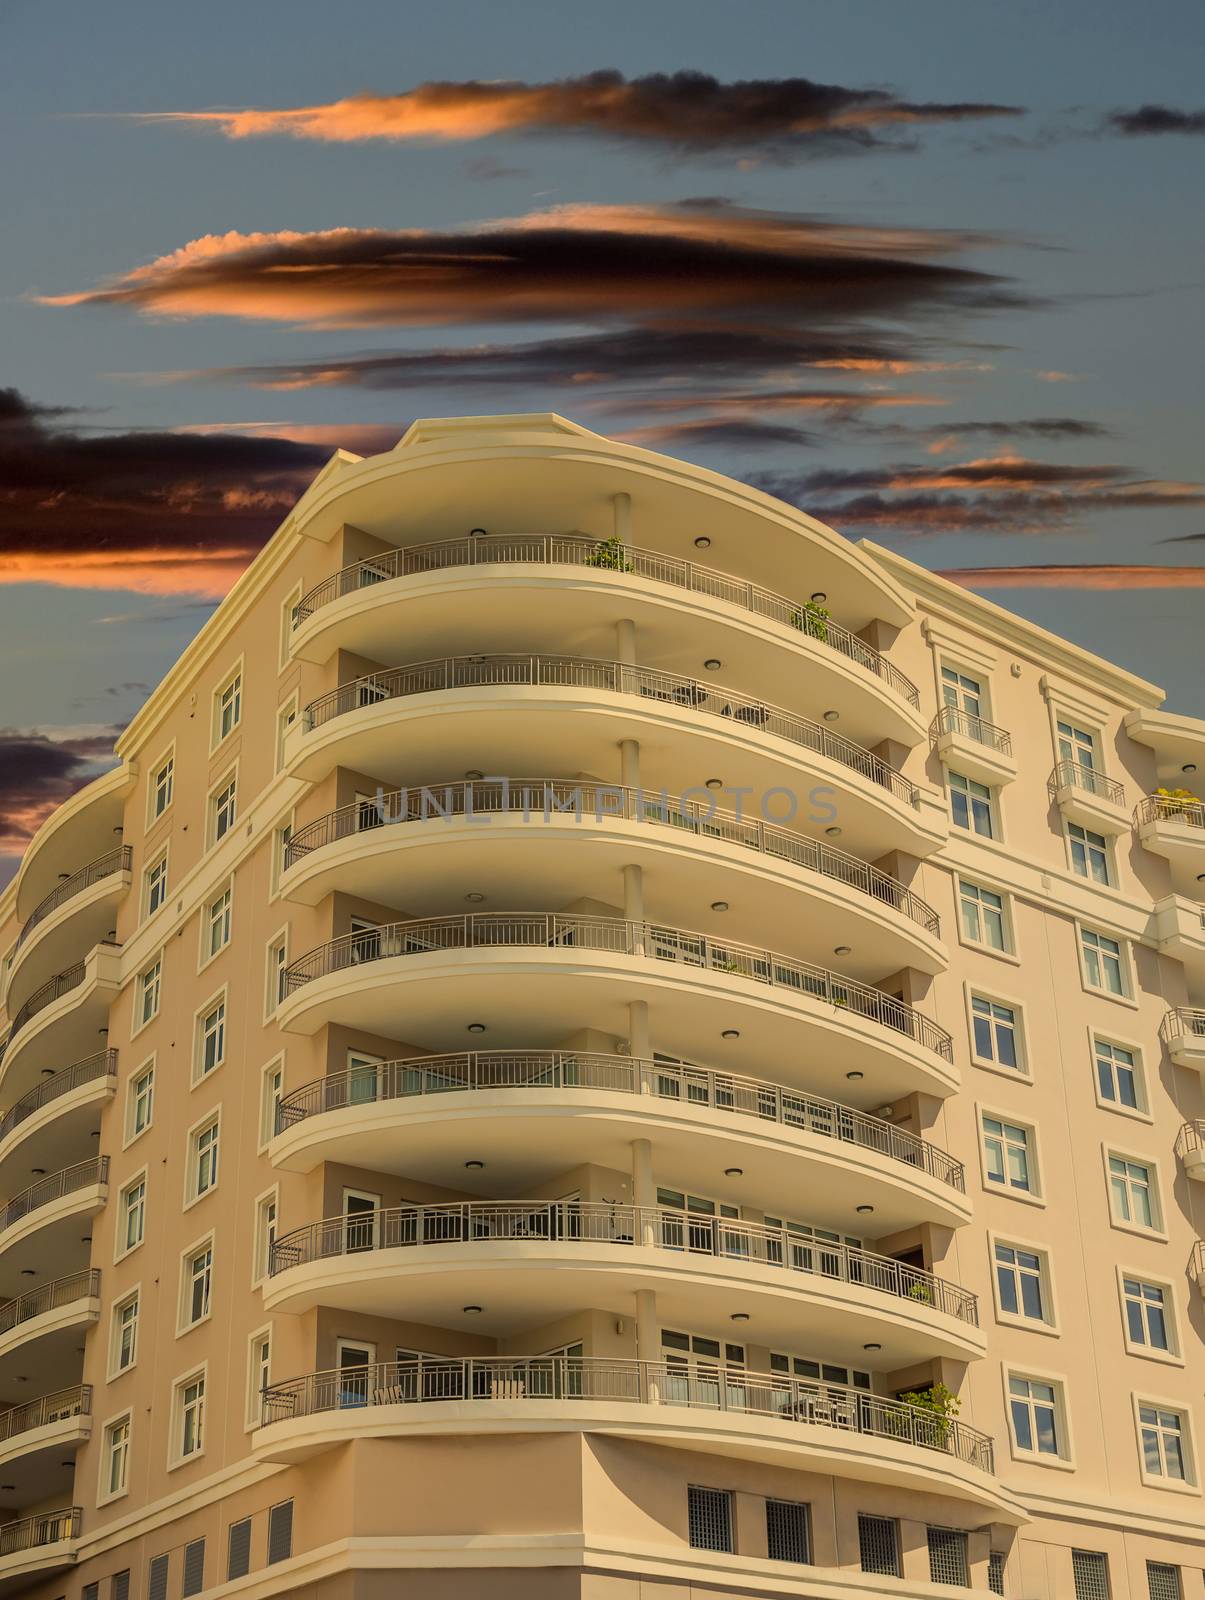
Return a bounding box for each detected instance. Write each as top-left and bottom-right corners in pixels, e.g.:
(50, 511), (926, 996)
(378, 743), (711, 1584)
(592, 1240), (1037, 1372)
(789, 599), (830, 641)
(898, 1381), (960, 1449)
(1153, 785), (1201, 815)
(905, 1278), (934, 1304)
(585, 536), (633, 572)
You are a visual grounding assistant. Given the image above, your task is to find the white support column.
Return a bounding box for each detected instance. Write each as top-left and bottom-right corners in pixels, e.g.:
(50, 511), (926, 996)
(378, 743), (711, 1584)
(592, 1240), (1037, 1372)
(631, 1137), (657, 1248)
(635, 1287), (660, 1403)
(619, 737), (640, 791)
(628, 999), (651, 1090)
(613, 491), (632, 543)
(615, 617), (637, 665)
(623, 862), (645, 956)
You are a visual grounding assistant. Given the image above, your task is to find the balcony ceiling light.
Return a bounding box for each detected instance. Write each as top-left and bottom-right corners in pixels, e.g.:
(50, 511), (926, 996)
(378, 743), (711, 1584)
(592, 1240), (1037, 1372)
(469, 527), (488, 536)
(19, 1270), (35, 1277)
(465, 770), (484, 780)
(863, 1342), (882, 1352)
(464, 892), (485, 903)
(730, 1312), (750, 1322)
(706, 777), (724, 790)
(724, 1167), (744, 1177)
(721, 1029), (740, 1039)
(856, 1205), (874, 1214)
(694, 536), (711, 549)
(464, 1160), (485, 1170)
(704, 659), (722, 670)
(462, 1305), (483, 1314)
(833, 945), (851, 956)
(823, 710), (840, 722)
(810, 591), (827, 603)
(30, 1168), (46, 1176)
(825, 826), (842, 837)
(467, 1023), (487, 1033)
(0, 1486), (13, 1493)
(711, 901), (729, 912)
(846, 1070), (864, 1081)
(1182, 763), (1197, 773)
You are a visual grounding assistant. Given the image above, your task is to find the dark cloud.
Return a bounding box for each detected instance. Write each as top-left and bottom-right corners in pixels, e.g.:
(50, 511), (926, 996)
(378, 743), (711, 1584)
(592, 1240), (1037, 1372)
(621, 416), (820, 449)
(0, 728), (121, 849)
(914, 417), (1113, 443)
(131, 71), (1024, 158)
(1105, 105), (1205, 136)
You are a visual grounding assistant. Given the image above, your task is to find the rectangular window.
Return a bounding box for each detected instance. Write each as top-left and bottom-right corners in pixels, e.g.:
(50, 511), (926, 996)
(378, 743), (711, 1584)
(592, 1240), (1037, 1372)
(275, 698), (298, 773)
(1081, 928), (1125, 996)
(687, 1485), (733, 1553)
(1123, 1278), (1170, 1352)
(205, 887), (232, 958)
(1095, 1038), (1140, 1110)
(248, 1331), (271, 1427)
(147, 1553), (169, 1600)
(1139, 1405), (1187, 1480)
(211, 775), (237, 844)
(215, 672), (242, 744)
(960, 880), (1007, 951)
(266, 934), (288, 1017)
(138, 957), (161, 1027)
(1008, 1374), (1061, 1456)
(1058, 720), (1096, 771)
(195, 998), (226, 1080)
(942, 665), (982, 719)
(177, 1373), (205, 1460)
(227, 1519), (252, 1582)
(103, 1415), (131, 1498)
(927, 1527), (969, 1587)
(254, 1192), (278, 1282)
(191, 1119), (220, 1200)
(151, 755), (174, 820)
(1072, 1550), (1110, 1600)
(950, 771), (995, 837)
(267, 1500), (293, 1564)
(1109, 1156), (1157, 1230)
(120, 1177), (146, 1254)
(183, 1243), (212, 1327)
(129, 1064), (154, 1139)
(1147, 1562), (1182, 1600)
(260, 1062), (284, 1147)
(112, 1292), (139, 1373)
(765, 1499), (810, 1563)
(112, 1570), (130, 1600)
(1068, 822), (1110, 885)
(972, 995), (1020, 1070)
(857, 1514), (900, 1577)
(988, 1550), (1006, 1596)
(182, 1537), (205, 1598)
(144, 853), (168, 918)
(982, 1115), (1034, 1194)
(995, 1241), (1047, 1321)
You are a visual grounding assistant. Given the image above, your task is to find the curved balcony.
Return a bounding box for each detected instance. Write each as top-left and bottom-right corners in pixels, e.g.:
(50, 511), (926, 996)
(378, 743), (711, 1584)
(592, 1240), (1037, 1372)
(1135, 794), (1205, 877)
(0, 1051), (116, 1186)
(285, 656), (944, 858)
(7, 847), (130, 1018)
(256, 1354), (1019, 1520)
(289, 536), (922, 745)
(1, 944), (121, 1101)
(0, 1159), (109, 1292)
(1163, 1007), (1205, 1074)
(0, 1508), (80, 1589)
(13, 760), (131, 926)
(1176, 1121), (1205, 1183)
(267, 1200), (982, 1364)
(0, 1271), (100, 1391)
(273, 1051), (969, 1232)
(0, 1387), (90, 1509)
(280, 913), (957, 1101)
(281, 781), (945, 979)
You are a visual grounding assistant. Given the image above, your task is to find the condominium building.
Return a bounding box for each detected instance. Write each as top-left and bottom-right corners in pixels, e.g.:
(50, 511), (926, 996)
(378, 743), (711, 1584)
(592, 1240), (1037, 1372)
(1, 412), (1203, 1600)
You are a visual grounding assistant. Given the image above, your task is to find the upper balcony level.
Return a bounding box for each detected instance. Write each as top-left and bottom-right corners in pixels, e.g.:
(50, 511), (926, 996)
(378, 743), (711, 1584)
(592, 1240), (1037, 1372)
(10, 764), (131, 930)
(1162, 1007), (1205, 1074)
(0, 1050), (116, 1192)
(0, 1270), (100, 1394)
(285, 656), (945, 859)
(0, 1158), (108, 1299)
(0, 1507), (80, 1594)
(1135, 793), (1205, 893)
(6, 846), (130, 1019)
(289, 534), (924, 748)
(1048, 759), (1129, 834)
(280, 912), (957, 1102)
(930, 705), (1016, 787)
(0, 943), (121, 1102)
(281, 780), (946, 980)
(0, 1385), (90, 1515)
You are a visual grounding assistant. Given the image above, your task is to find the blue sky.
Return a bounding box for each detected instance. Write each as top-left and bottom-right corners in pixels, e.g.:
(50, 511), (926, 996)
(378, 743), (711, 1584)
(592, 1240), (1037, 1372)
(1, 0), (1203, 873)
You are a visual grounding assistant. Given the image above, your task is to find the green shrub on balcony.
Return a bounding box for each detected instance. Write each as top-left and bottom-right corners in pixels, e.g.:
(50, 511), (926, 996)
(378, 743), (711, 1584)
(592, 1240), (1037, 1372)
(585, 537), (633, 572)
(789, 599), (830, 642)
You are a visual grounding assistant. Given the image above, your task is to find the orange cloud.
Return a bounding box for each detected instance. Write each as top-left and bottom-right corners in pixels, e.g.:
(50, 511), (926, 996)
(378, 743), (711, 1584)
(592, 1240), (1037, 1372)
(0, 549), (253, 598)
(940, 564), (1205, 589)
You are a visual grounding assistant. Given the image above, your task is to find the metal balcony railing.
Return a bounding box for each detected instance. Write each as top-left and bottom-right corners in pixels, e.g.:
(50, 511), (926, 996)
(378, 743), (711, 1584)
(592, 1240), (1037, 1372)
(1050, 761), (1126, 806)
(301, 655), (920, 808)
(293, 535), (921, 708)
(1176, 1120), (1205, 1157)
(277, 1049), (965, 1191)
(931, 705), (1012, 757)
(0, 1157), (109, 1234)
(270, 1200), (977, 1324)
(9, 962), (86, 1039)
(0, 1269), (100, 1337)
(15, 847), (131, 952)
(1159, 1007), (1205, 1046)
(284, 912), (954, 1062)
(0, 1508), (81, 1557)
(285, 779), (940, 935)
(0, 1051), (116, 1147)
(0, 1385), (90, 1447)
(261, 1355), (992, 1473)
(1135, 795), (1205, 830)
(1191, 1241), (1205, 1292)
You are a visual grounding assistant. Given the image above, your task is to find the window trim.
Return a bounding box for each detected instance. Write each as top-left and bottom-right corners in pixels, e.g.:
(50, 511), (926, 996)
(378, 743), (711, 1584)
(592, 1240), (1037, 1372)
(146, 742), (177, 828)
(114, 1167), (149, 1262)
(964, 980), (1030, 1081)
(1115, 1266), (1182, 1367)
(183, 1108), (222, 1211)
(976, 1101), (1044, 1207)
(264, 928), (289, 1022)
(251, 1183), (280, 1288)
(1103, 1145), (1166, 1241)
(1087, 1024), (1151, 1124)
(131, 952), (164, 1038)
(1076, 921), (1137, 1008)
(280, 583), (303, 668)
(207, 763), (240, 851)
(245, 1323), (273, 1431)
(989, 1229), (1059, 1336)
(1063, 818), (1115, 890)
(191, 986), (229, 1087)
(107, 1286), (142, 1380)
(269, 807), (296, 902)
(96, 1408), (133, 1506)
(948, 768), (1000, 841)
(197, 879), (234, 972)
(142, 846), (170, 923)
(257, 1056), (285, 1154)
(275, 692), (299, 775)
(123, 1055), (156, 1149)
(168, 1362), (209, 1471)
(1132, 1392), (1199, 1495)
(176, 1230), (215, 1337)
(210, 656), (245, 752)
(954, 874), (1018, 964)
(1002, 1364), (1075, 1470)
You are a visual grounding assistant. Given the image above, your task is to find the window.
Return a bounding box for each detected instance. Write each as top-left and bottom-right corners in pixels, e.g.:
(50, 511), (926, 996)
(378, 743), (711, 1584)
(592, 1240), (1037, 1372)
(119, 1177), (146, 1255)
(189, 1118), (220, 1202)
(1081, 927), (1125, 996)
(211, 774), (237, 845)
(766, 1499), (810, 1563)
(112, 1291), (139, 1373)
(147, 1553), (169, 1600)
(196, 997), (226, 1080)
(982, 1115), (1035, 1194)
(972, 995), (1020, 1070)
(1008, 1374), (1062, 1457)
(687, 1486), (732, 1553)
(988, 1550), (1006, 1596)
(927, 1527), (969, 1587)
(266, 933), (288, 1017)
(769, 1352), (871, 1389)
(84, 1584), (99, 1600)
(1109, 1155), (1157, 1230)
(112, 1570), (130, 1600)
(128, 1064), (154, 1140)
(995, 1241), (1048, 1322)
(137, 957), (161, 1028)
(259, 1060), (284, 1147)
(1147, 1562), (1182, 1600)
(247, 1330), (271, 1428)
(1123, 1278), (1171, 1353)
(950, 771), (995, 837)
(267, 1500), (293, 1565)
(227, 1519), (252, 1582)
(102, 1415), (131, 1499)
(254, 1191), (278, 1283)
(205, 887), (232, 958)
(943, 665), (983, 719)
(175, 1372), (206, 1461)
(960, 879), (1008, 951)
(281, 583), (303, 662)
(214, 670), (242, 744)
(144, 853), (168, 918)
(182, 1538), (205, 1598)
(1072, 1550), (1110, 1600)
(1058, 719), (1096, 771)
(1068, 822), (1110, 885)
(1095, 1038), (1140, 1111)
(857, 1514), (900, 1578)
(151, 754), (174, 820)
(1139, 1405), (1188, 1481)
(182, 1242), (213, 1328)
(271, 818), (293, 897)
(275, 697), (298, 772)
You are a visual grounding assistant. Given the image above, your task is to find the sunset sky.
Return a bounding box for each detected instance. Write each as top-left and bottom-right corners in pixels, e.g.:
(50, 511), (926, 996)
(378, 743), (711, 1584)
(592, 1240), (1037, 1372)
(2, 0), (1203, 881)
